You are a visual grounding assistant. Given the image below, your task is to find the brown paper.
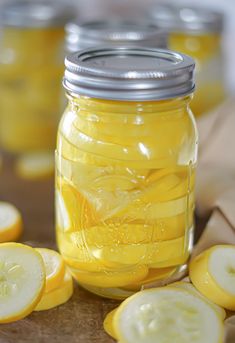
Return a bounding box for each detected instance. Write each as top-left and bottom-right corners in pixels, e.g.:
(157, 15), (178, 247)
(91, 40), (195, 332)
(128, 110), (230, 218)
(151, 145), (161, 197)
(195, 98), (235, 342)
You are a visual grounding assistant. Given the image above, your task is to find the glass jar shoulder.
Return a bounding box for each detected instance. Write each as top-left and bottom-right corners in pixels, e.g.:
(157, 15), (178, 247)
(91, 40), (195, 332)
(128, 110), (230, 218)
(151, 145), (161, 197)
(57, 96), (197, 167)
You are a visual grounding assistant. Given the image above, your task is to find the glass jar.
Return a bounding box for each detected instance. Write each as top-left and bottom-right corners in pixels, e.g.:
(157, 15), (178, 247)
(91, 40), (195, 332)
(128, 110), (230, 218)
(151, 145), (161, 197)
(148, 4), (226, 117)
(65, 20), (168, 53)
(0, 1), (75, 154)
(56, 47), (198, 299)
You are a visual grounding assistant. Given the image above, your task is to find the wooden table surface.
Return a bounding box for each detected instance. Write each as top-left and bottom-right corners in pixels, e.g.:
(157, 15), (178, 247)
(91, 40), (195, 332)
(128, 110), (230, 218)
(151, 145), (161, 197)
(0, 153), (206, 343)
(0, 154), (117, 343)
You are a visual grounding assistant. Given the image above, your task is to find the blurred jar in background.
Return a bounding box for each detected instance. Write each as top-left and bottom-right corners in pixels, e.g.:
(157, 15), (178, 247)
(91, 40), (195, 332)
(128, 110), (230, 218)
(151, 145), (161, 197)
(0, 1), (75, 154)
(65, 20), (168, 53)
(148, 3), (226, 117)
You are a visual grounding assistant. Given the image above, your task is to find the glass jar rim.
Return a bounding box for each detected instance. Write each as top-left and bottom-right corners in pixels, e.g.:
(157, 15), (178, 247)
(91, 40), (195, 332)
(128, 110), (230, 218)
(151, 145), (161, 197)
(65, 19), (168, 53)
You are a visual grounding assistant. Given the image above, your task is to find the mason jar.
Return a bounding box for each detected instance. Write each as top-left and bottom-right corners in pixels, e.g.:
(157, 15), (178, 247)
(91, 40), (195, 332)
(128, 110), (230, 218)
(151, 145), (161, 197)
(56, 47), (198, 299)
(148, 4), (226, 117)
(0, 1), (75, 154)
(65, 20), (168, 53)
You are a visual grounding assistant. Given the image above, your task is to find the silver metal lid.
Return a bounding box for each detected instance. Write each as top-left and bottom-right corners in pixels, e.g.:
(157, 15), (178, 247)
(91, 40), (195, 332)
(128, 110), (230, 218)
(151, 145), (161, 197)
(149, 3), (224, 34)
(63, 46), (195, 101)
(0, 0), (76, 28)
(65, 20), (168, 53)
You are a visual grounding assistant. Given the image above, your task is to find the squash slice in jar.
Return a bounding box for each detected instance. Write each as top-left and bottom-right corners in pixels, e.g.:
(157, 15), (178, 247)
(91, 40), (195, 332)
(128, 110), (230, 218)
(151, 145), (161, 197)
(70, 264), (148, 288)
(56, 180), (97, 233)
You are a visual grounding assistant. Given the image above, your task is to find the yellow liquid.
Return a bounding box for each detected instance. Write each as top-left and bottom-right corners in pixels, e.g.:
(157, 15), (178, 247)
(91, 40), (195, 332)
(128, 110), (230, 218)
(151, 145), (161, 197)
(0, 28), (64, 153)
(56, 96), (197, 297)
(169, 33), (225, 117)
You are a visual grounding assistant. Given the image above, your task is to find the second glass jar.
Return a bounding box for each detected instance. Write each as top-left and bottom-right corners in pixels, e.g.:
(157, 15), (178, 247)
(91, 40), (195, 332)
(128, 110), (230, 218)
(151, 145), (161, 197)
(0, 1), (75, 154)
(148, 3), (226, 117)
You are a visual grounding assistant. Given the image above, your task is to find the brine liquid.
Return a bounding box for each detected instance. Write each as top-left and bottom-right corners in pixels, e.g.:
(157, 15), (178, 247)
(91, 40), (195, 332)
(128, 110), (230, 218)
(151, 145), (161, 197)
(56, 96), (197, 298)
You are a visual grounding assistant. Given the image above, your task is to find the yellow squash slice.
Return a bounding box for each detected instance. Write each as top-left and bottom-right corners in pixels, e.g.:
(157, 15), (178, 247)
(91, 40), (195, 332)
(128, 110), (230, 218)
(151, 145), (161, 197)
(0, 202), (23, 243)
(35, 270), (73, 311)
(169, 281), (226, 320)
(113, 287), (224, 343)
(36, 248), (65, 293)
(0, 243), (45, 323)
(15, 152), (54, 179)
(190, 245), (235, 311)
(103, 308), (118, 339)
